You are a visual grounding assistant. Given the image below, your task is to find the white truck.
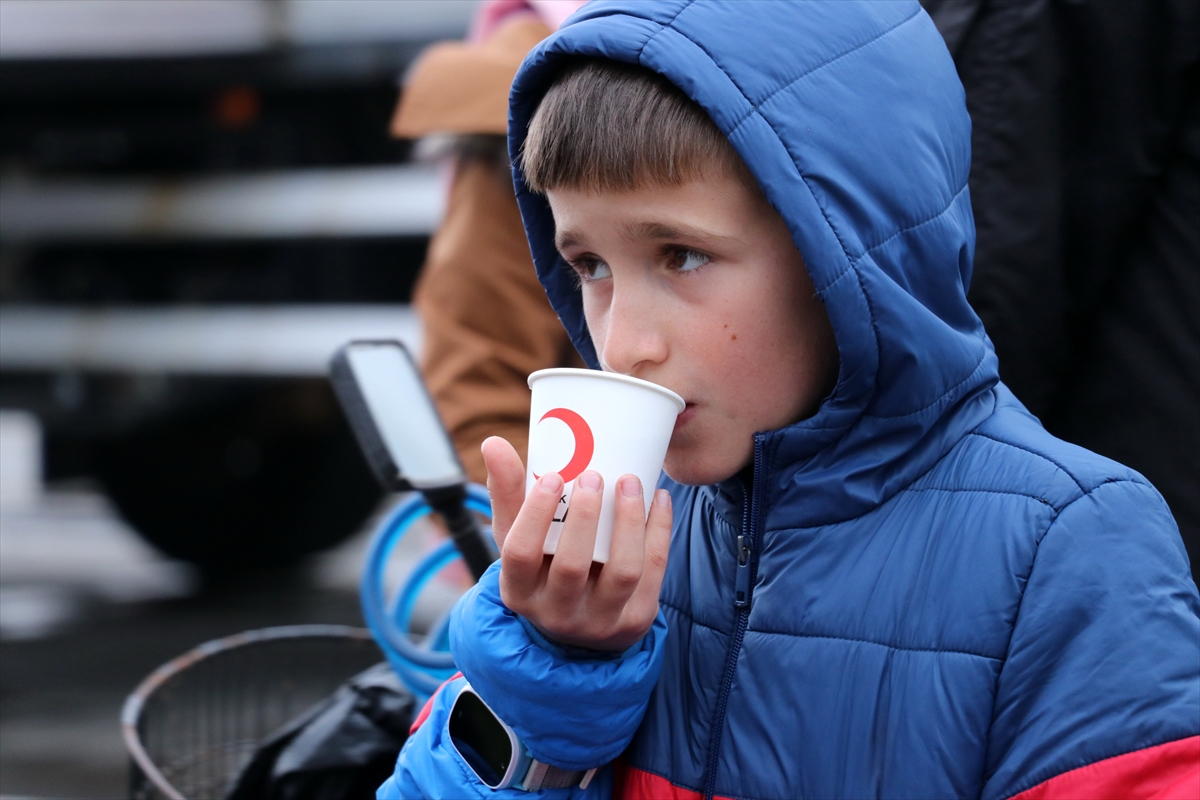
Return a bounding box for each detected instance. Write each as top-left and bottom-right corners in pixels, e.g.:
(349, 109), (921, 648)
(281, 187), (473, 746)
(0, 0), (471, 572)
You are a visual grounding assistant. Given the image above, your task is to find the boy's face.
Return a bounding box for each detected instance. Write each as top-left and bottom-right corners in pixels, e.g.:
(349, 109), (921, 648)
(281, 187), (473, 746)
(547, 170), (838, 485)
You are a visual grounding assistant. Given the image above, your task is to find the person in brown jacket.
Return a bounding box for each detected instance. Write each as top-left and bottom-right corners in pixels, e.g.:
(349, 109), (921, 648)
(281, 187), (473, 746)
(391, 4), (587, 485)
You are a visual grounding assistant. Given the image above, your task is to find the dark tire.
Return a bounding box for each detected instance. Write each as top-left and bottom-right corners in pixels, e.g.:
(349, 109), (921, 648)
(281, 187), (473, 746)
(92, 378), (381, 572)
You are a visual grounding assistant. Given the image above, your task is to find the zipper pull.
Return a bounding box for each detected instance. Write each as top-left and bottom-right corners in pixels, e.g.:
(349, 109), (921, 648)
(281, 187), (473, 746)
(734, 533), (753, 609)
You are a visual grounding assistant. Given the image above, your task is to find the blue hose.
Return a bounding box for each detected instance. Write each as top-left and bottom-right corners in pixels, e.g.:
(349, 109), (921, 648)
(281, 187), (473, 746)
(359, 484), (492, 698)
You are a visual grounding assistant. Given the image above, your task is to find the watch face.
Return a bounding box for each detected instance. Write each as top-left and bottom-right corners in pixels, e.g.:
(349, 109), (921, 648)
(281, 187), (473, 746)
(449, 689), (513, 788)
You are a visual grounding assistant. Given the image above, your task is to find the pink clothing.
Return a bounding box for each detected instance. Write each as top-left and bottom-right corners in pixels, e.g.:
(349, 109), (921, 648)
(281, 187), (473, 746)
(469, 0), (588, 42)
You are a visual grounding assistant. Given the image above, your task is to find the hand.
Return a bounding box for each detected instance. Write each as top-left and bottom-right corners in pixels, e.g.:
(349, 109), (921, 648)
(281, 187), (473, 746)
(481, 436), (672, 652)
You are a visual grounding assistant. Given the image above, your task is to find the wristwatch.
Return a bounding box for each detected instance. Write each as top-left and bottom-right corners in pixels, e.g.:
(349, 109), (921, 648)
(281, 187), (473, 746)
(448, 682), (599, 791)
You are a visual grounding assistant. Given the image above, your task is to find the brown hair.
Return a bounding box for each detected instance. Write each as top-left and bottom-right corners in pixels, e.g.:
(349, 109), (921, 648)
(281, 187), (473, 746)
(521, 58), (753, 193)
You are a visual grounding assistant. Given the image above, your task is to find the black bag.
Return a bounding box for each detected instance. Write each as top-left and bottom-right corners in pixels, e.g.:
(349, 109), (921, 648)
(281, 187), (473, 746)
(226, 662), (416, 800)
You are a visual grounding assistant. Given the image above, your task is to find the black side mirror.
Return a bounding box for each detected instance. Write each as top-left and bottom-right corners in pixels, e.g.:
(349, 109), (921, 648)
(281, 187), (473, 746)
(330, 340), (494, 580)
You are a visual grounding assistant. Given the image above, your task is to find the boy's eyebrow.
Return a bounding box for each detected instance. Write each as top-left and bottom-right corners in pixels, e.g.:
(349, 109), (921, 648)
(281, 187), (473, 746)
(555, 229), (585, 252)
(555, 221), (741, 253)
(623, 220), (737, 246)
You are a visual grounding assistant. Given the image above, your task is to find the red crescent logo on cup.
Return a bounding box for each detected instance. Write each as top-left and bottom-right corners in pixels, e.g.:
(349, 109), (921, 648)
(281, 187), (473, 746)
(532, 407), (595, 484)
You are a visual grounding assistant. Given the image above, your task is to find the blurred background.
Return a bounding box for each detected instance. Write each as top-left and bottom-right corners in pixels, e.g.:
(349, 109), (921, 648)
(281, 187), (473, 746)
(2, 0), (1197, 797)
(0, 1), (478, 796)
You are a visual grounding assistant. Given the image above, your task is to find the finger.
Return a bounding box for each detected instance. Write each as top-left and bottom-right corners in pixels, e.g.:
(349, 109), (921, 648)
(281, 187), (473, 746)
(625, 489), (673, 616)
(592, 475), (647, 608)
(482, 436), (526, 549)
(500, 471), (563, 591)
(543, 470), (602, 603)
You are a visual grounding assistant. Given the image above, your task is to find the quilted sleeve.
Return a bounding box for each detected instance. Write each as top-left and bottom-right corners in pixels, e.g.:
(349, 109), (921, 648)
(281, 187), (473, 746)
(376, 675), (616, 800)
(451, 562), (668, 770)
(981, 479), (1200, 800)
(377, 562), (667, 798)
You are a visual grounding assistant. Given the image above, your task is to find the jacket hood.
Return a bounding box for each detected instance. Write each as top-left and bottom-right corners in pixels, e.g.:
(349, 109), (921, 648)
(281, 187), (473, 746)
(508, 0), (1000, 526)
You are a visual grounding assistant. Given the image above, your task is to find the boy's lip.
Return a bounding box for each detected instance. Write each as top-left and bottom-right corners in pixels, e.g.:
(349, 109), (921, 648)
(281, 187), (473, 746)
(674, 402), (698, 431)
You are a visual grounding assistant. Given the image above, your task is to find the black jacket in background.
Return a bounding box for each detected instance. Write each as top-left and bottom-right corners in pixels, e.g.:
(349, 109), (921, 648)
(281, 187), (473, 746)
(922, 0), (1200, 581)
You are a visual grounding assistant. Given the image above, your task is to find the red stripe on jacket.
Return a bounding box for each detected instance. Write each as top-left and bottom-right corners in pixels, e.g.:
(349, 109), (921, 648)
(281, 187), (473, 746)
(613, 760), (735, 800)
(1012, 736), (1200, 800)
(614, 738), (1200, 800)
(409, 672), (463, 736)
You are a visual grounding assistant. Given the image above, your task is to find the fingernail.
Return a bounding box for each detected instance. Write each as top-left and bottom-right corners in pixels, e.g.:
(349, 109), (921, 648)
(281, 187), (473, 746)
(538, 472), (563, 493)
(579, 470), (602, 492)
(654, 489), (670, 507)
(621, 475), (642, 497)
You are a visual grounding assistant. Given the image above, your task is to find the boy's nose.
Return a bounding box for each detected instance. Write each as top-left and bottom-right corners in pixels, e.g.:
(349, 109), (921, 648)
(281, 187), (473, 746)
(597, 286), (669, 376)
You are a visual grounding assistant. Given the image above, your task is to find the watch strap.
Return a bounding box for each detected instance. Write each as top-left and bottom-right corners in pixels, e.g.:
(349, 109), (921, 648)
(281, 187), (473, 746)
(521, 761), (598, 791)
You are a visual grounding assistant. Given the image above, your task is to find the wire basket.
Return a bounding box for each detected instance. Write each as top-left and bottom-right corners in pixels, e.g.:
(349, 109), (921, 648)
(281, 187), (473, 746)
(121, 624), (384, 800)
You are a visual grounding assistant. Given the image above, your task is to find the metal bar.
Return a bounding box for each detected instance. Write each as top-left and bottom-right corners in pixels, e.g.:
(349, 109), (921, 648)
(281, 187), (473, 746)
(0, 0), (472, 60)
(0, 165), (443, 241)
(0, 304), (422, 375)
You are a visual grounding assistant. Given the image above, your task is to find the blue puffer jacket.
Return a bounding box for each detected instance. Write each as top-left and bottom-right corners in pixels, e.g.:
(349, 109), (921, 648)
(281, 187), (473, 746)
(380, 2), (1200, 799)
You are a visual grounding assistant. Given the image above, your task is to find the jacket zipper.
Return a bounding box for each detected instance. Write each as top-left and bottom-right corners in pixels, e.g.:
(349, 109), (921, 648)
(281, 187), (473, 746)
(701, 436), (764, 800)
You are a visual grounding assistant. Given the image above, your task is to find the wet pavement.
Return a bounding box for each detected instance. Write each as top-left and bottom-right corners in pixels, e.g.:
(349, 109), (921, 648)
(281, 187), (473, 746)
(0, 481), (459, 799)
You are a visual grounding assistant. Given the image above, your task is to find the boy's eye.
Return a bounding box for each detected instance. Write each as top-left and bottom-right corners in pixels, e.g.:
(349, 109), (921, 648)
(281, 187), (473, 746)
(570, 256), (612, 283)
(668, 248), (710, 273)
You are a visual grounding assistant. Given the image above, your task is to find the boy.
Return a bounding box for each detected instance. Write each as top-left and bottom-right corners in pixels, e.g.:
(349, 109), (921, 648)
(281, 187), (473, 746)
(380, 2), (1199, 798)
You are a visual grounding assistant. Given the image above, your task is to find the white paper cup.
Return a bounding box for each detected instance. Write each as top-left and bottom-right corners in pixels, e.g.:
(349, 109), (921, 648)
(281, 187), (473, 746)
(525, 368), (685, 563)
